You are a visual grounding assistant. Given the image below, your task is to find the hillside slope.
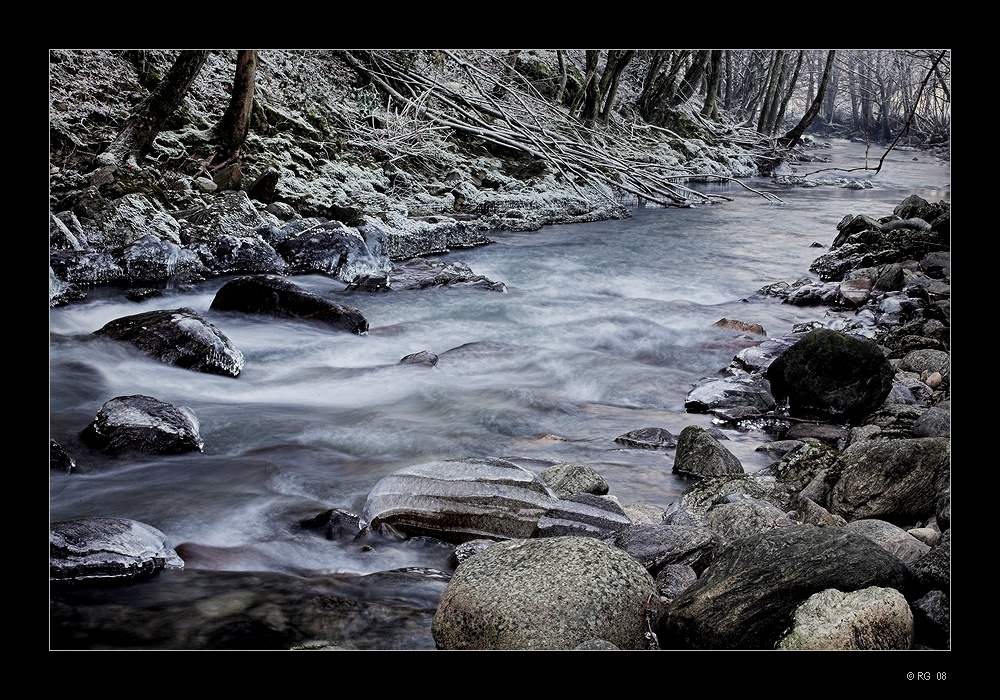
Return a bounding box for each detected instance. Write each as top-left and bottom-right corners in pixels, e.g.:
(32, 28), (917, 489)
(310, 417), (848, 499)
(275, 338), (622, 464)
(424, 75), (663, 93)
(50, 50), (769, 222)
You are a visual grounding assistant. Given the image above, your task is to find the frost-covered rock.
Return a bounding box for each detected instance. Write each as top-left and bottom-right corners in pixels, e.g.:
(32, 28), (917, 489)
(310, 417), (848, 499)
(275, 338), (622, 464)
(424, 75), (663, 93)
(92, 307), (245, 377)
(50, 517), (184, 583)
(80, 394), (204, 455)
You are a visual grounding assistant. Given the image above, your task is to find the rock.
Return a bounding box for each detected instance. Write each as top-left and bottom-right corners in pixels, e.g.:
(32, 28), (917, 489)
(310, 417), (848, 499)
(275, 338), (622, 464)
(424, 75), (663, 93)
(776, 586), (914, 650)
(712, 317), (765, 335)
(661, 524), (914, 649)
(843, 518), (930, 565)
(609, 522), (718, 576)
(92, 307), (245, 377)
(614, 427), (676, 450)
(910, 529), (951, 595)
(359, 457), (560, 543)
(432, 536), (661, 650)
(80, 394), (204, 456)
(50, 517), (184, 583)
(210, 275), (369, 334)
(534, 493), (632, 538)
(399, 350), (438, 366)
(655, 563), (698, 603)
(704, 494), (795, 545)
(911, 589), (950, 649)
(269, 217), (390, 282)
(684, 372), (776, 414)
(50, 439), (76, 473)
(574, 639), (620, 650)
(247, 166), (280, 203)
(672, 425), (744, 478)
(388, 258), (507, 292)
(765, 328), (895, 422)
(828, 437), (950, 524)
(298, 508), (362, 540)
(539, 462), (609, 498)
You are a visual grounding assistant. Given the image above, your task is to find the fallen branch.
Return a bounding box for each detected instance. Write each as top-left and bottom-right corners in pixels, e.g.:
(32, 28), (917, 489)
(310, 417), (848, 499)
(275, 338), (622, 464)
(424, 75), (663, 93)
(339, 50), (776, 210)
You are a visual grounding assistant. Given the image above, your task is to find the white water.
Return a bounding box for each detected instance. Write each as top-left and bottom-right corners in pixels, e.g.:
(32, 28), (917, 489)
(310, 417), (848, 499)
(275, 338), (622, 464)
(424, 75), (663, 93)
(49, 138), (950, 607)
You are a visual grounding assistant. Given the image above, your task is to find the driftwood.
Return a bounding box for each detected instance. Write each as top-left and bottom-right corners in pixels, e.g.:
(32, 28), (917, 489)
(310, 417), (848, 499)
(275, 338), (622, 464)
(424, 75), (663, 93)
(337, 50), (781, 209)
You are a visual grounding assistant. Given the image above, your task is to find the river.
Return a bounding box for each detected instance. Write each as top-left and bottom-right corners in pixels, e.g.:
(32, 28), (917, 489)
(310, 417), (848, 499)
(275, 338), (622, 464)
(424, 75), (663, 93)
(48, 138), (950, 649)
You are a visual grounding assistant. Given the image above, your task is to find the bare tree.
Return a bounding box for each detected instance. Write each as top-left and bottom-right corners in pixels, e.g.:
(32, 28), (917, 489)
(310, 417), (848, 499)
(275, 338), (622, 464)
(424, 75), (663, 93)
(596, 50), (636, 124)
(779, 50), (836, 149)
(636, 50), (710, 126)
(771, 50), (804, 133)
(569, 50), (601, 120)
(756, 50), (785, 134)
(555, 50), (568, 104)
(96, 50), (211, 168)
(700, 50), (723, 120)
(213, 49), (258, 166)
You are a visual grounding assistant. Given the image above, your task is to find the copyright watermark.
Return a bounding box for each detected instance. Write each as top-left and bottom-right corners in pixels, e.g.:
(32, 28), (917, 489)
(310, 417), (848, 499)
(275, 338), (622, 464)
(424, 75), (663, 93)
(907, 672), (947, 680)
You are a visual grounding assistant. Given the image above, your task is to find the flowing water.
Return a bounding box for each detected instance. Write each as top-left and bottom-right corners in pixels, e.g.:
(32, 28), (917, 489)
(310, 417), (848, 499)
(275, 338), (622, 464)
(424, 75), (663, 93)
(48, 138), (950, 648)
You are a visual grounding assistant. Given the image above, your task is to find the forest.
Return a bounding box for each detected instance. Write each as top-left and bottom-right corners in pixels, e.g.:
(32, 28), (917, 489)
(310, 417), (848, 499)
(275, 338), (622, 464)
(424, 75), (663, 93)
(50, 49), (951, 221)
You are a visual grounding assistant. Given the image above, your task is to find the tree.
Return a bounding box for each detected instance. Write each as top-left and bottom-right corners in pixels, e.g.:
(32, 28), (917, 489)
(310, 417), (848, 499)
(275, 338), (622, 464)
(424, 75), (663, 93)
(212, 49), (258, 166)
(779, 50), (836, 149)
(636, 50), (710, 126)
(700, 50), (723, 120)
(596, 50), (636, 124)
(96, 50), (211, 168)
(771, 50), (804, 134)
(756, 50), (786, 134)
(569, 50), (601, 120)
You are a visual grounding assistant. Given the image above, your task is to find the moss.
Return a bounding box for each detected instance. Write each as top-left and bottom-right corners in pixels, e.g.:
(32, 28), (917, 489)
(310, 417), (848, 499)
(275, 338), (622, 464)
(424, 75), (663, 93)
(660, 109), (713, 143)
(112, 168), (171, 207)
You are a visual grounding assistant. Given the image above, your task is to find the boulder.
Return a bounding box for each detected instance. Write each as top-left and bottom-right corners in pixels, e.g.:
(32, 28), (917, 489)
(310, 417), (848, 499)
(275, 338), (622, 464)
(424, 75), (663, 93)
(684, 372), (776, 414)
(776, 586), (914, 650)
(609, 522), (718, 576)
(432, 536), (661, 650)
(765, 328), (895, 423)
(50, 517), (184, 583)
(843, 518), (930, 565)
(828, 436), (950, 524)
(360, 457), (561, 543)
(92, 307), (245, 377)
(534, 493), (631, 538)
(661, 524), (914, 649)
(80, 394), (204, 455)
(210, 275), (368, 334)
(269, 217), (390, 282)
(672, 425), (744, 478)
(539, 462), (609, 498)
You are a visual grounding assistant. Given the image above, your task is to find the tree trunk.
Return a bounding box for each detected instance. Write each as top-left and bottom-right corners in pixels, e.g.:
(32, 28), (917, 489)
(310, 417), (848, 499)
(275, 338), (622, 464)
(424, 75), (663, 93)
(555, 50), (568, 103)
(757, 50), (785, 134)
(578, 50), (603, 126)
(723, 50), (733, 109)
(598, 50), (636, 123)
(821, 51), (839, 125)
(97, 50), (210, 167)
(779, 50), (836, 149)
(569, 50), (600, 119)
(671, 50), (710, 105)
(772, 50), (804, 133)
(700, 50), (723, 119)
(214, 50), (258, 165)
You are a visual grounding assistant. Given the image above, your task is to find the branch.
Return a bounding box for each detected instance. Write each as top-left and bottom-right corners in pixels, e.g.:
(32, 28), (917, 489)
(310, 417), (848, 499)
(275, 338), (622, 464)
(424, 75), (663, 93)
(801, 49), (948, 178)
